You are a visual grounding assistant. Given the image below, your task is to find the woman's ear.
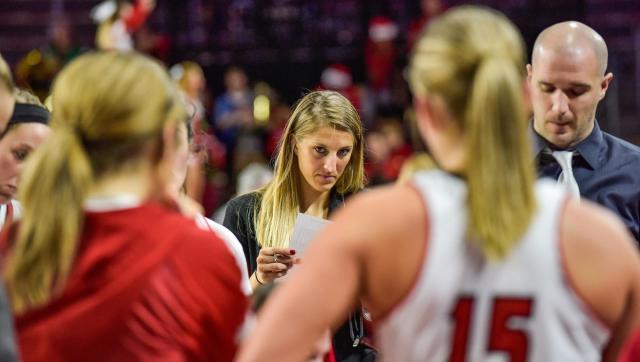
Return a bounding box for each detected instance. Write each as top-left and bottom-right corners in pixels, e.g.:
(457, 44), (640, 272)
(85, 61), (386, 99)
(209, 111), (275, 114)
(414, 94), (453, 133)
(414, 95), (436, 135)
(161, 121), (178, 163)
(154, 121), (179, 189)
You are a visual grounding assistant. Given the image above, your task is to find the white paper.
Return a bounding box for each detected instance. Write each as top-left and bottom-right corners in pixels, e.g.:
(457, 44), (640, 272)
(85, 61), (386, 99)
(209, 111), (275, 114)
(289, 212), (331, 256)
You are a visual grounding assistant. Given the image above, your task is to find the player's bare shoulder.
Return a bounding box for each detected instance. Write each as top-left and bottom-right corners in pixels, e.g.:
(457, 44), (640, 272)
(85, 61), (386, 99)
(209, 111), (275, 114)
(330, 183), (427, 245)
(562, 198), (640, 327)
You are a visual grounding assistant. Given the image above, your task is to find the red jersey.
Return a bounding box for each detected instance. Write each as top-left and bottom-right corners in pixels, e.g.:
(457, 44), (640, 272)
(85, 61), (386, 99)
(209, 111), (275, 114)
(619, 330), (640, 361)
(13, 201), (248, 362)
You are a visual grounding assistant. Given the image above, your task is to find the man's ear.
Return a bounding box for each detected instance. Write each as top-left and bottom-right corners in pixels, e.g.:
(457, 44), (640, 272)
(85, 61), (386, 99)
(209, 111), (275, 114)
(599, 72), (613, 100)
(522, 75), (532, 117)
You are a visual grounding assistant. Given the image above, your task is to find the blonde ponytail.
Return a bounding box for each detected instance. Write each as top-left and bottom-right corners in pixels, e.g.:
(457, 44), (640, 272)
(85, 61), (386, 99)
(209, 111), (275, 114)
(465, 56), (536, 258)
(4, 51), (186, 313)
(6, 128), (92, 312)
(409, 6), (536, 259)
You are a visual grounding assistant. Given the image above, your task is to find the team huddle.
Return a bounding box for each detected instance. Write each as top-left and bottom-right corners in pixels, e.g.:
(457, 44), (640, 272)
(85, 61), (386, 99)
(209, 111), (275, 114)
(0, 4), (638, 362)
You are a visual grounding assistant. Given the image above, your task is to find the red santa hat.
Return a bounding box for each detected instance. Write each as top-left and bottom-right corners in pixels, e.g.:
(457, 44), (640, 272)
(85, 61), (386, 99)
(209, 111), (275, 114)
(369, 16), (398, 42)
(321, 63), (352, 90)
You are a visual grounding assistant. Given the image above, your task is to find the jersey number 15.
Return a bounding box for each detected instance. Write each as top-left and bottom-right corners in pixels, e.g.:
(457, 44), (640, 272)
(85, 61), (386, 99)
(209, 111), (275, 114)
(449, 296), (533, 362)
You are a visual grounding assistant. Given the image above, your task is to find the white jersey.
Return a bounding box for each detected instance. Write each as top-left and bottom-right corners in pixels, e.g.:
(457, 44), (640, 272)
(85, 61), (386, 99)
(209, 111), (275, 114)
(0, 200), (20, 230)
(195, 215), (253, 296)
(376, 170), (609, 362)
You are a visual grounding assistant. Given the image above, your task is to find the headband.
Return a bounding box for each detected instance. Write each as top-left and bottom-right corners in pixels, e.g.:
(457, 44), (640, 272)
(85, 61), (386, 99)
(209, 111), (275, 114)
(9, 103), (50, 126)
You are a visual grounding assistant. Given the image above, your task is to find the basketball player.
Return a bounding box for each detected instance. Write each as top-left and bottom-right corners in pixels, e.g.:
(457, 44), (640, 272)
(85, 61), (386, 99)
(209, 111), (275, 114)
(3, 52), (248, 361)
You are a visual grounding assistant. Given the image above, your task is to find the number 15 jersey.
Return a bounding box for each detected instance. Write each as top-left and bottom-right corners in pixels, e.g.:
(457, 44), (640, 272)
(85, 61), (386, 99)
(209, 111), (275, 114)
(375, 170), (609, 362)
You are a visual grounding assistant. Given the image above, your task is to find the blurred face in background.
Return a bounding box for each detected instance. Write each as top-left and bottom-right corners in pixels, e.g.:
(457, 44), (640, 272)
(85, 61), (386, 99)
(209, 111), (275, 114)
(0, 123), (51, 203)
(225, 68), (248, 93)
(186, 69), (205, 96)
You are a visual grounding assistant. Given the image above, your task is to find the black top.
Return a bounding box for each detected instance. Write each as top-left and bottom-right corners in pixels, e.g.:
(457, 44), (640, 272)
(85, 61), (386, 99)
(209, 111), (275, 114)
(533, 121), (640, 243)
(223, 189), (376, 361)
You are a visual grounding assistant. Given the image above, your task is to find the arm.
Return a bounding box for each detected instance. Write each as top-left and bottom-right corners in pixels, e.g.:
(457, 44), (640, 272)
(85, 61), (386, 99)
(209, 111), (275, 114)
(236, 185), (427, 361)
(222, 195), (295, 290)
(223, 195), (255, 274)
(561, 200), (640, 361)
(236, 203), (363, 362)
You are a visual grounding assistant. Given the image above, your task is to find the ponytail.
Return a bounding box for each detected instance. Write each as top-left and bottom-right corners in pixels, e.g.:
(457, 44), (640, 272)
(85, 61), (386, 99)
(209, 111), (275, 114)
(5, 128), (92, 312)
(465, 56), (536, 259)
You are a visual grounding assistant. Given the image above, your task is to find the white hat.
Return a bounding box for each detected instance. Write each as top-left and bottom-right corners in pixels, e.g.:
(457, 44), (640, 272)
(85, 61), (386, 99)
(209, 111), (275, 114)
(90, 0), (118, 23)
(369, 16), (398, 42)
(321, 63), (352, 90)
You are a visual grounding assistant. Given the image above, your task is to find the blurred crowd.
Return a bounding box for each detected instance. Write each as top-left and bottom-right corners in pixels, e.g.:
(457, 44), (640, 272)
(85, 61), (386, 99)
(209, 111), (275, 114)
(10, 0), (447, 218)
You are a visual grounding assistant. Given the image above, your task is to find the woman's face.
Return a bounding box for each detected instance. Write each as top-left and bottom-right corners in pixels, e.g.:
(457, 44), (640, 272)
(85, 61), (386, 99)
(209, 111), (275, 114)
(295, 125), (354, 194)
(185, 69), (205, 96)
(0, 123), (51, 203)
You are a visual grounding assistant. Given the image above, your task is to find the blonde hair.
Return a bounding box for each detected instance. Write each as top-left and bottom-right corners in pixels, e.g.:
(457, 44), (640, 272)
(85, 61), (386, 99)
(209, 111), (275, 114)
(5, 51), (185, 312)
(255, 90), (364, 248)
(408, 6), (536, 259)
(173, 61), (204, 92)
(13, 88), (44, 106)
(0, 53), (14, 91)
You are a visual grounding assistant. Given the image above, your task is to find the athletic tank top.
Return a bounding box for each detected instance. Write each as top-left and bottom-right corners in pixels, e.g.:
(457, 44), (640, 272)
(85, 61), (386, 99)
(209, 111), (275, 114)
(376, 169), (609, 362)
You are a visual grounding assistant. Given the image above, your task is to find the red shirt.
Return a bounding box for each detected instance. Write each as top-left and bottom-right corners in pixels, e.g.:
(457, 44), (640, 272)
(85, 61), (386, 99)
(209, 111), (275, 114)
(13, 202), (248, 362)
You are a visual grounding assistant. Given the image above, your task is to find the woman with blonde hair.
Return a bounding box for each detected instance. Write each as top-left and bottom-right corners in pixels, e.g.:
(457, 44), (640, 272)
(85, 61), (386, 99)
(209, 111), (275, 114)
(237, 6), (640, 362)
(224, 90), (370, 360)
(2, 52), (248, 361)
(0, 89), (51, 231)
(170, 60), (225, 211)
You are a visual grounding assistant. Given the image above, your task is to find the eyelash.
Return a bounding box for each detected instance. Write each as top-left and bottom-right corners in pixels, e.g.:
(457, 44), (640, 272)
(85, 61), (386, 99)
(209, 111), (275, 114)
(313, 147), (351, 158)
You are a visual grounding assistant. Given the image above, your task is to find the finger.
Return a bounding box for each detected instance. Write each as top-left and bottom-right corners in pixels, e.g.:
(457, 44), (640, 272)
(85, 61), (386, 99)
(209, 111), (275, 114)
(256, 255), (294, 265)
(258, 263), (288, 273)
(260, 247), (296, 256)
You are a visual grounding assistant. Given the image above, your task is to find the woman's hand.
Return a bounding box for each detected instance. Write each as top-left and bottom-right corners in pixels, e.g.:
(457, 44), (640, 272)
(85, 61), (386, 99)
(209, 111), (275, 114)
(255, 247), (298, 284)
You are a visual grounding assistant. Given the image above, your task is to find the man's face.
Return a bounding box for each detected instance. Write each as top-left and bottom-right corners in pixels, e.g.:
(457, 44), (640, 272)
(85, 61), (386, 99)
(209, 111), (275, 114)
(527, 48), (611, 149)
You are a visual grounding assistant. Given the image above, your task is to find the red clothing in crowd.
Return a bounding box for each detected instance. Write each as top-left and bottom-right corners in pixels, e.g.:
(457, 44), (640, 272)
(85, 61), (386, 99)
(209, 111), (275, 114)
(12, 202), (248, 362)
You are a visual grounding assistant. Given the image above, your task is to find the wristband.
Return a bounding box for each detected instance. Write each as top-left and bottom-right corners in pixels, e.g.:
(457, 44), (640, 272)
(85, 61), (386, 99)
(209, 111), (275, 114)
(255, 272), (265, 285)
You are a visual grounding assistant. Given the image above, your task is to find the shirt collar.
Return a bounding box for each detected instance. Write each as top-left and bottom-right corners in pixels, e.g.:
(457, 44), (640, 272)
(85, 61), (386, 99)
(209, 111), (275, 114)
(530, 120), (603, 170)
